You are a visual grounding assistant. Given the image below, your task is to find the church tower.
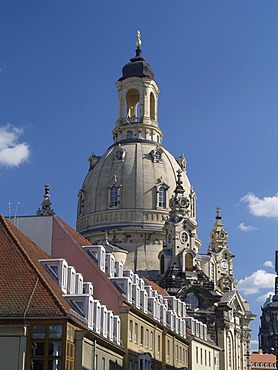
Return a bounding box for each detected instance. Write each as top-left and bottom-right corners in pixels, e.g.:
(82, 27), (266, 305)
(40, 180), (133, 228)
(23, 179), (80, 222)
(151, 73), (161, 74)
(207, 207), (236, 292)
(76, 33), (195, 276)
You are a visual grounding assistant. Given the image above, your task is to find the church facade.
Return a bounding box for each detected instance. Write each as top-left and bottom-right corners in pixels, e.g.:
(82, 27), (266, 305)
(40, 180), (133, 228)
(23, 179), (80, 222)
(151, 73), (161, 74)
(77, 34), (255, 369)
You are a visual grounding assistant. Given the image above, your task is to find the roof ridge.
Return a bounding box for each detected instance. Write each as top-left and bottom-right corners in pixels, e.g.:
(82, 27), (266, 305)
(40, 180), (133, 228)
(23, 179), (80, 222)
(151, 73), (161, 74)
(0, 215), (69, 316)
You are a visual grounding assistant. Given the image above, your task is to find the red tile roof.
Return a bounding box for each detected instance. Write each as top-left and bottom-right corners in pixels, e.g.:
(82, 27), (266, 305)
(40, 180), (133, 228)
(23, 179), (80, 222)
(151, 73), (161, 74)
(55, 215), (92, 247)
(0, 215), (72, 318)
(251, 352), (276, 369)
(143, 277), (170, 296)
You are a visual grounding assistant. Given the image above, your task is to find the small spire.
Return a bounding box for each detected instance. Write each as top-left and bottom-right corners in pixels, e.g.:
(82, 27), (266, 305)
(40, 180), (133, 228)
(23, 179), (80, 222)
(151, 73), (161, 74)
(36, 184), (55, 216)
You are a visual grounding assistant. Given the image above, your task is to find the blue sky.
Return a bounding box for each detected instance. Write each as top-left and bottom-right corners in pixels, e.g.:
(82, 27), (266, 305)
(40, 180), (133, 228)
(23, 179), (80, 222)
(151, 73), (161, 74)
(1, 0), (278, 349)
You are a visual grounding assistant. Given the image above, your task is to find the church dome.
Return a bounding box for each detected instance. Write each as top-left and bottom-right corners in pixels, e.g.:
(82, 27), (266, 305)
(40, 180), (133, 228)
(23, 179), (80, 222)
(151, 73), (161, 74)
(119, 48), (155, 81)
(76, 34), (197, 275)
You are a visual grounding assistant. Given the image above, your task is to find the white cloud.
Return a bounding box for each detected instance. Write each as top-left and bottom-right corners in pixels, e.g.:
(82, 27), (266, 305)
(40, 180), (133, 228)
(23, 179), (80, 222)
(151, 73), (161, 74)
(264, 260), (274, 268)
(238, 222), (256, 232)
(241, 192), (278, 218)
(238, 269), (276, 295)
(256, 290), (275, 303)
(0, 124), (30, 167)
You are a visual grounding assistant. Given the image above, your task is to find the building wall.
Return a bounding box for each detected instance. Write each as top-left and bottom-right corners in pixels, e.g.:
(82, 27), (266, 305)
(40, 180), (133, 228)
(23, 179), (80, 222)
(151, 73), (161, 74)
(189, 339), (219, 370)
(0, 325), (27, 370)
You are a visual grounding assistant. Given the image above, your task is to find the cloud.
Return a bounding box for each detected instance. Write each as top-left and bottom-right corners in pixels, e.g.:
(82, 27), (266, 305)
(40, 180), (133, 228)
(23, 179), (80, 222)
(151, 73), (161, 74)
(238, 222), (256, 232)
(238, 269), (276, 295)
(0, 124), (30, 167)
(241, 192), (278, 218)
(264, 260), (274, 268)
(256, 291), (274, 303)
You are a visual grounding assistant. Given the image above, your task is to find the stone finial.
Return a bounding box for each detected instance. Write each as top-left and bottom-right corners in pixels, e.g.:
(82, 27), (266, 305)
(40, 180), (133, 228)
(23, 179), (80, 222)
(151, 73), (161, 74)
(36, 184), (55, 216)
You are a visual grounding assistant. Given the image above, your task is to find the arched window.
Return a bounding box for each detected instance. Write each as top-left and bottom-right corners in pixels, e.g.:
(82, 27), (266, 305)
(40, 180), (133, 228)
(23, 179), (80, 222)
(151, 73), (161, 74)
(150, 92), (155, 119)
(126, 89), (140, 117)
(158, 187), (166, 208)
(127, 131), (133, 139)
(185, 253), (193, 272)
(185, 293), (199, 310)
(110, 185), (120, 207)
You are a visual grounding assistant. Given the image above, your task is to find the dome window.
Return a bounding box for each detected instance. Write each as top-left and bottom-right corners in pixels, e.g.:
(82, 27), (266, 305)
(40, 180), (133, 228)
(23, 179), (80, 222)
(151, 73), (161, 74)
(108, 175), (122, 208)
(151, 146), (163, 163)
(127, 131), (133, 139)
(114, 148), (126, 161)
(77, 190), (85, 217)
(155, 178), (169, 209)
(109, 185), (120, 207)
(158, 187), (166, 208)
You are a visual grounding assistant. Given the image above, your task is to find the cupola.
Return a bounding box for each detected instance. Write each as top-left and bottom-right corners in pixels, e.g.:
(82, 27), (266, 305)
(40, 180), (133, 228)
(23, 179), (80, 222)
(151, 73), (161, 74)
(113, 31), (162, 144)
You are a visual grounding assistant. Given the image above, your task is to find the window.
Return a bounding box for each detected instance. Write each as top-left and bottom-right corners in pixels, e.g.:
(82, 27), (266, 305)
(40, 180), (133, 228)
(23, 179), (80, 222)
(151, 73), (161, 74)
(126, 89), (140, 117)
(146, 329), (149, 348)
(196, 346), (198, 363)
(185, 293), (199, 310)
(167, 340), (170, 361)
(135, 323), (138, 344)
(150, 92), (155, 120)
(157, 335), (161, 358)
(209, 351), (211, 367)
(150, 331), (153, 349)
(200, 348), (203, 365)
(101, 358), (105, 370)
(129, 320), (133, 341)
(140, 326), (144, 346)
(127, 131), (133, 139)
(158, 187), (166, 208)
(30, 324), (63, 370)
(66, 324), (75, 370)
(109, 185), (120, 207)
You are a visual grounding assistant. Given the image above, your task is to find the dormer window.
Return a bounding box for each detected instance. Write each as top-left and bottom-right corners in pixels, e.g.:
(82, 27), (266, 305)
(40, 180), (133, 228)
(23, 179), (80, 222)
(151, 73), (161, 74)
(151, 146), (163, 163)
(114, 147), (126, 161)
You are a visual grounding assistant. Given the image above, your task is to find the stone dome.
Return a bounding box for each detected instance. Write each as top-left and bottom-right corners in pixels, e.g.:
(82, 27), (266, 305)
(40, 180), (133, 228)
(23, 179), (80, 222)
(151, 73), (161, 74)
(76, 39), (197, 275)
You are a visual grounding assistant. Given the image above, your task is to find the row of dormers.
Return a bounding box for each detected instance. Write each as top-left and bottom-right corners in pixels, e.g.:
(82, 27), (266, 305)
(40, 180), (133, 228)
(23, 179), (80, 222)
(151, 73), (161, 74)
(82, 244), (208, 341)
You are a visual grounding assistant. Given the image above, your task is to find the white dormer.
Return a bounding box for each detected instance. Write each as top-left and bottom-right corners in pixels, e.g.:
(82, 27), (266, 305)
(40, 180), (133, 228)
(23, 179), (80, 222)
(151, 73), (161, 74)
(107, 311), (114, 341)
(105, 253), (115, 277)
(164, 296), (178, 315)
(166, 310), (175, 331)
(64, 294), (94, 329)
(123, 269), (134, 280)
(115, 261), (123, 277)
(75, 273), (83, 294)
(110, 277), (132, 303)
(83, 246), (106, 272)
(83, 282), (94, 295)
(93, 300), (102, 334)
(67, 266), (76, 295)
(113, 315), (121, 345)
(40, 258), (68, 294)
(160, 304), (167, 325)
(144, 285), (153, 297)
(138, 278), (145, 290)
(132, 284), (141, 309)
(140, 289), (148, 313)
(100, 305), (108, 338)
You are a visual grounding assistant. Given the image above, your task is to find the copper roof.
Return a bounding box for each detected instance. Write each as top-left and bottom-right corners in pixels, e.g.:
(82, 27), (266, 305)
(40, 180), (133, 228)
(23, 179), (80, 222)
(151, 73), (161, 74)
(0, 215), (72, 318)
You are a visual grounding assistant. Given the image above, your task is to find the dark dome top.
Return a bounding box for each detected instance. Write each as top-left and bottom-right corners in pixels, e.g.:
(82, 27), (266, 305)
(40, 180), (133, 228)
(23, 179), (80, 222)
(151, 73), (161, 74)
(119, 47), (154, 81)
